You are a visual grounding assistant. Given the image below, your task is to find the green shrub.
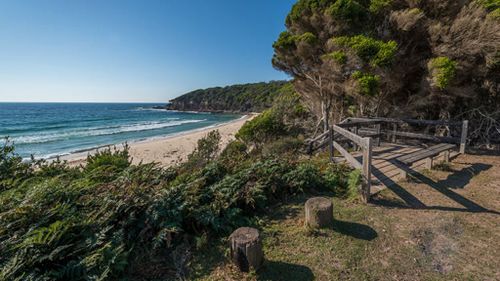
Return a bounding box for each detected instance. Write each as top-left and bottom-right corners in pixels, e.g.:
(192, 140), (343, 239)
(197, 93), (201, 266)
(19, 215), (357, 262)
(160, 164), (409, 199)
(297, 32), (318, 44)
(326, 0), (367, 21)
(236, 109), (286, 145)
(477, 0), (500, 10)
(0, 138), (31, 191)
(273, 31), (297, 50)
(369, 0), (392, 14)
(185, 130), (222, 170)
(218, 140), (248, 172)
(428, 57), (457, 89)
(284, 162), (323, 192)
(347, 169), (362, 199)
(262, 137), (304, 156)
(333, 35), (398, 67)
(352, 71), (380, 96)
(322, 50), (348, 64)
(286, 0), (333, 24)
(85, 145), (130, 172)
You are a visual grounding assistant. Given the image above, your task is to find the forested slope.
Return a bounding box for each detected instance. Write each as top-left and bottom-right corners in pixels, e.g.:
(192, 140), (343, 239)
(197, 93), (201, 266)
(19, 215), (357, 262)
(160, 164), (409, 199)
(165, 81), (290, 113)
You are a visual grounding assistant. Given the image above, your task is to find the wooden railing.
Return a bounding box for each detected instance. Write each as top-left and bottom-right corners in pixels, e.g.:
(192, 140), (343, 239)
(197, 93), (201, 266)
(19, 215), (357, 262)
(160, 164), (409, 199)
(340, 117), (468, 154)
(306, 117), (469, 203)
(331, 125), (372, 203)
(306, 124), (373, 203)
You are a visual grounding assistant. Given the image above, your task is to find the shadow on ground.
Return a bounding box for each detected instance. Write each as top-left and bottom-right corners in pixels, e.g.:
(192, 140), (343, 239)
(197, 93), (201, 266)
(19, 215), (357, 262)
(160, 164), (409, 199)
(332, 219), (378, 241)
(371, 161), (500, 214)
(257, 260), (314, 281)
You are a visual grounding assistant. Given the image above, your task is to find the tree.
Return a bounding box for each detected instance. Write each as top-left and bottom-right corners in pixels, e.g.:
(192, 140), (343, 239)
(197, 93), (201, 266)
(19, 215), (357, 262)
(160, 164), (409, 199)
(273, 0), (500, 143)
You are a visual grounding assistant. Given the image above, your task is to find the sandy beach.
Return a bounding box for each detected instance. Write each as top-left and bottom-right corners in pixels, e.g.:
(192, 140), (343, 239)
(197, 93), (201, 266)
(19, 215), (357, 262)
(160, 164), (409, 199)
(61, 114), (254, 167)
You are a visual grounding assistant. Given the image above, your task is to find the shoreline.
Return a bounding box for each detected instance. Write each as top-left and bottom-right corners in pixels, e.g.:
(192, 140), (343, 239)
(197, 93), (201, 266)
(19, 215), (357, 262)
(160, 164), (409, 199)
(59, 114), (255, 167)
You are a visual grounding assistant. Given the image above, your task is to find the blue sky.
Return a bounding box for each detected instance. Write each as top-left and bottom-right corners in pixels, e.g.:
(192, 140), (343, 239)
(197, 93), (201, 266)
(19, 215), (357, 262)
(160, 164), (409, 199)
(0, 0), (294, 102)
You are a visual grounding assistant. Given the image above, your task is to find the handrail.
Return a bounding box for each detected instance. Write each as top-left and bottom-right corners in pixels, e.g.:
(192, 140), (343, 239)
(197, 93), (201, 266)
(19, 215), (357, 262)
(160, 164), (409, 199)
(332, 125), (366, 146)
(305, 116), (469, 203)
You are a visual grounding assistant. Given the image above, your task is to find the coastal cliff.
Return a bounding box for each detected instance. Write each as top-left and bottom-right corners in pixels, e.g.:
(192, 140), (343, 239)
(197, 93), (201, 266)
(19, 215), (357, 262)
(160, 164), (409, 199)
(164, 81), (290, 113)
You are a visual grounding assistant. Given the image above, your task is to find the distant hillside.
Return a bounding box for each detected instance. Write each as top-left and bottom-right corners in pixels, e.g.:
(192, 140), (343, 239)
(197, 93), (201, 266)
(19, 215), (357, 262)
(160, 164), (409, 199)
(165, 81), (290, 113)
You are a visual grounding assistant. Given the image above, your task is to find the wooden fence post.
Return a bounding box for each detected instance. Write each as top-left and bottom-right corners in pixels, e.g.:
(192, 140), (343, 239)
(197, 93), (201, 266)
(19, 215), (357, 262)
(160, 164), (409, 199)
(362, 137), (372, 203)
(392, 123), (397, 143)
(460, 120), (468, 154)
(375, 124), (381, 146)
(329, 127), (334, 162)
(353, 126), (359, 151)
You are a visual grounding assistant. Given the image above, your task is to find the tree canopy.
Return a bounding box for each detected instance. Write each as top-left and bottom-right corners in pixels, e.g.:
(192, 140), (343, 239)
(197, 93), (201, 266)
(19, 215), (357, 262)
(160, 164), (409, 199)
(273, 0), (500, 143)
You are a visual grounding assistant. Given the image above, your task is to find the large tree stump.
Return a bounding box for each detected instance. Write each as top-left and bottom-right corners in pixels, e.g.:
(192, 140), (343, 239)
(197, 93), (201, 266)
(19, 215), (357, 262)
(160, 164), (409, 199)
(229, 227), (264, 272)
(305, 197), (333, 229)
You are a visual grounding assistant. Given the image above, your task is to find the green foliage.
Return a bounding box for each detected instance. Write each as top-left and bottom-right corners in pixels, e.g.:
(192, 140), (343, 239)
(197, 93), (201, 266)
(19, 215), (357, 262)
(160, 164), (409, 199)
(352, 71), (380, 96)
(189, 130), (221, 164)
(236, 109), (286, 145)
(218, 140), (248, 172)
(0, 81), (353, 280)
(273, 31), (298, 50)
(347, 169), (362, 199)
(167, 81), (290, 113)
(0, 138), (31, 190)
(333, 35), (398, 67)
(297, 32), (318, 44)
(428, 57), (457, 89)
(326, 0), (367, 21)
(284, 162), (322, 192)
(369, 0), (392, 14)
(286, 0), (334, 24)
(323, 50), (347, 64)
(84, 145), (131, 182)
(477, 0), (500, 10)
(262, 137), (304, 157)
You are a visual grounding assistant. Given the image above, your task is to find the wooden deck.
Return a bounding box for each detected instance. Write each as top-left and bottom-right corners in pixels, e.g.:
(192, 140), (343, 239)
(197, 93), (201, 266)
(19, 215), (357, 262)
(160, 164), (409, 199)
(366, 143), (459, 193)
(334, 142), (459, 193)
(307, 117), (468, 202)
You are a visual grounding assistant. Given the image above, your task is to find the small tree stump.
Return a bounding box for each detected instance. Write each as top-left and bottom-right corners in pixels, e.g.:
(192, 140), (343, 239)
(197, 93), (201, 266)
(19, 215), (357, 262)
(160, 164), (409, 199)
(229, 227), (264, 272)
(305, 197), (333, 229)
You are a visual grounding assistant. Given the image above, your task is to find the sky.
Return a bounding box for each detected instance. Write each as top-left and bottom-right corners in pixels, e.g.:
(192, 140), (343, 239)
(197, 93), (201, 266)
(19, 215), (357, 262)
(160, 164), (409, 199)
(0, 0), (295, 103)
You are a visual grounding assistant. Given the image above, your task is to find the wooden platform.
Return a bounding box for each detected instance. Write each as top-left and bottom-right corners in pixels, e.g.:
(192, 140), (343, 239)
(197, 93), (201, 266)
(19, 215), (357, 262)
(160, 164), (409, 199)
(336, 142), (460, 194)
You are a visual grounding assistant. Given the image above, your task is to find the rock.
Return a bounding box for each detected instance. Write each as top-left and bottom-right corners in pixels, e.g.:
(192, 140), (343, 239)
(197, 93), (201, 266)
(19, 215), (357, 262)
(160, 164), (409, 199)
(229, 227), (264, 272)
(305, 197), (333, 229)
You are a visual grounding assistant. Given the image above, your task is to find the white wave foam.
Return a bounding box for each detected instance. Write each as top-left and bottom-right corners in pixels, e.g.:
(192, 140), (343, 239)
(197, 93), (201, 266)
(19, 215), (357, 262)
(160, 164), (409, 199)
(12, 119), (206, 145)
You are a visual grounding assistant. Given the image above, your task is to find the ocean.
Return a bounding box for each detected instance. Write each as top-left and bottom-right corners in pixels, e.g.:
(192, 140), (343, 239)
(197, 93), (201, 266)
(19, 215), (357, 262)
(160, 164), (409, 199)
(0, 103), (241, 160)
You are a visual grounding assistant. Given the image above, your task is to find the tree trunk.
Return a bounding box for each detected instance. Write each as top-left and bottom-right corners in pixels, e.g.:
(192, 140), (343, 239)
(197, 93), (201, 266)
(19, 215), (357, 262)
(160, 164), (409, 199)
(322, 101), (330, 133)
(304, 197), (333, 229)
(229, 227), (264, 272)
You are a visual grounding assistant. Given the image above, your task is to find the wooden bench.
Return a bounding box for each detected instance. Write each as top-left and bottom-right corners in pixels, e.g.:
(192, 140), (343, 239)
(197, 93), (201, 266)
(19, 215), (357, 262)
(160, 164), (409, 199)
(396, 143), (456, 179)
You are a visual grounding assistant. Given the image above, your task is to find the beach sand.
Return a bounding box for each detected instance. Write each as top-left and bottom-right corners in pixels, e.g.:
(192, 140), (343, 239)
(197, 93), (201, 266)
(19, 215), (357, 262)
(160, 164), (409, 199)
(61, 114), (254, 167)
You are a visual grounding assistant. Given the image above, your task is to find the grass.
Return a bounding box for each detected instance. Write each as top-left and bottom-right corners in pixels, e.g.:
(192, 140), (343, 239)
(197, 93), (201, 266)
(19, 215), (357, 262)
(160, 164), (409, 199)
(191, 165), (500, 281)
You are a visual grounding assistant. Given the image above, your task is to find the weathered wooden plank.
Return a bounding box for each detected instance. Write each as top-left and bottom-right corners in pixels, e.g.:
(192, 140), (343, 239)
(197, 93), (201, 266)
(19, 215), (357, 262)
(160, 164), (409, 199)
(337, 120), (384, 128)
(397, 143), (456, 165)
(333, 125), (366, 146)
(386, 130), (460, 144)
(332, 141), (362, 170)
(397, 143), (455, 162)
(372, 117), (463, 126)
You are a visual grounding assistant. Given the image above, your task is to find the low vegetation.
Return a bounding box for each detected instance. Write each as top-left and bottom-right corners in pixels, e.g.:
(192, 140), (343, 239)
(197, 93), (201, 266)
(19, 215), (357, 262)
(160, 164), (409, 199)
(0, 89), (361, 280)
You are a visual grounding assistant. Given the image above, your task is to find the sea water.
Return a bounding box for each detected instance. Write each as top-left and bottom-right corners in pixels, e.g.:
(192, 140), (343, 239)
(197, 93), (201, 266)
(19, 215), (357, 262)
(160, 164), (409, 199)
(0, 103), (240, 160)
